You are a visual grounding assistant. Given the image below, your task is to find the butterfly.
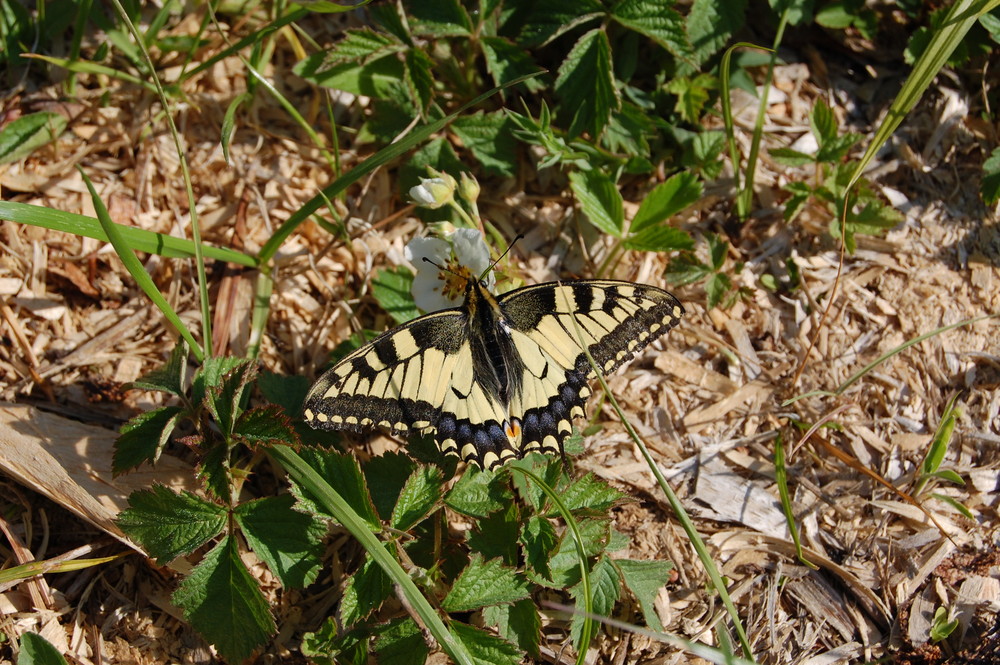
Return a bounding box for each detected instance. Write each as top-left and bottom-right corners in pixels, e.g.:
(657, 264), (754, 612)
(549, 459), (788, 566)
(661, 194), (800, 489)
(303, 275), (683, 470)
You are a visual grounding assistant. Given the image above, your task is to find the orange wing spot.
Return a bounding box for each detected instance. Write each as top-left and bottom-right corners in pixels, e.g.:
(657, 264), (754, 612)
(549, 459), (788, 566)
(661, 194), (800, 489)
(505, 418), (522, 440)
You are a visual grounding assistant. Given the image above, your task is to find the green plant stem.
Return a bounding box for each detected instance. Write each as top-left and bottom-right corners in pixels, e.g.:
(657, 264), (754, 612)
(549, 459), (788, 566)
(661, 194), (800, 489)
(508, 466), (594, 665)
(266, 445), (477, 665)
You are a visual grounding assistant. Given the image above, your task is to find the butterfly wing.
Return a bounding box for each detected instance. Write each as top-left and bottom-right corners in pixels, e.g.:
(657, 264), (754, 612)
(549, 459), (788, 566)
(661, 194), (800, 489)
(499, 280), (684, 455)
(303, 307), (518, 467)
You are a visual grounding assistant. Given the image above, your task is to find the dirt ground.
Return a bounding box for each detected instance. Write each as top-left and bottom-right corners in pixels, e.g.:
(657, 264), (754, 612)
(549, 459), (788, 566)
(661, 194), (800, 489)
(1, 9), (998, 665)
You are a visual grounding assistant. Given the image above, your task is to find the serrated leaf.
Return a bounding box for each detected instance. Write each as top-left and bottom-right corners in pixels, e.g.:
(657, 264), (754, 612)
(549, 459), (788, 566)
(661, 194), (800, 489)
(610, 0), (691, 60)
(372, 265), (420, 324)
(445, 467), (512, 517)
(482, 599), (541, 658)
(519, 516), (558, 578)
(172, 535), (275, 664)
(256, 371), (310, 417)
(234, 495), (326, 588)
(770, 147), (817, 167)
(451, 111), (518, 176)
(666, 73), (714, 124)
(390, 465), (443, 531)
(810, 98), (838, 144)
(292, 448), (381, 530)
(631, 172), (703, 233)
(0, 111), (67, 165)
(340, 554), (392, 626)
(556, 473), (627, 513)
(129, 342), (187, 395)
(204, 361), (256, 437)
(516, 0), (604, 47)
(113, 406), (183, 474)
(17, 632), (69, 665)
(197, 440), (231, 502)
(624, 225), (696, 252)
(705, 272), (731, 309)
(374, 619), (429, 665)
(407, 0), (472, 36)
(191, 355), (246, 411)
(555, 28), (619, 138)
(570, 556), (620, 646)
(685, 0), (748, 65)
(443, 555), (531, 613)
(530, 519), (610, 588)
(615, 557), (673, 630)
(116, 485), (226, 564)
(481, 37), (546, 94)
(468, 502), (521, 564)
(364, 451), (418, 521)
(319, 29), (397, 66)
(233, 404), (300, 449)
(568, 169), (624, 236)
(451, 621), (523, 665)
(404, 47), (434, 114)
(665, 252), (710, 286)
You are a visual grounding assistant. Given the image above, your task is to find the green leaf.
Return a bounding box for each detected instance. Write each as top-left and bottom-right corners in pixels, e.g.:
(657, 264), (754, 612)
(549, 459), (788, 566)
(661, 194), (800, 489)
(557, 473), (627, 512)
(391, 466), (443, 531)
(340, 554), (393, 626)
(930, 493), (974, 520)
(172, 535), (276, 664)
(610, 0), (691, 60)
(615, 558), (673, 630)
(981, 146), (1000, 205)
(443, 555), (532, 612)
(0, 111), (67, 165)
(295, 53), (414, 111)
(374, 618), (428, 665)
(570, 556), (619, 646)
(770, 147), (816, 167)
(519, 515), (558, 578)
(404, 47), (435, 114)
(204, 361), (256, 437)
(16, 632), (69, 665)
(234, 495), (326, 588)
(665, 252), (710, 286)
(925, 469), (965, 486)
(256, 371), (310, 417)
(364, 451), (418, 521)
(482, 599), (541, 658)
(929, 606), (959, 642)
(624, 225), (695, 252)
(516, 0), (604, 47)
(531, 519), (610, 588)
(191, 356), (246, 409)
(707, 232), (728, 270)
(705, 272), (731, 309)
(666, 73), (715, 124)
(568, 169), (624, 236)
(451, 622), (523, 665)
(631, 172), (703, 233)
(313, 29), (397, 66)
(372, 265), (420, 324)
(445, 467), (512, 517)
(810, 98), (838, 144)
(116, 486), (226, 564)
(685, 0), (747, 65)
(481, 37), (546, 94)
(467, 502), (521, 563)
(232, 404), (300, 450)
(408, 0), (473, 36)
(555, 28), (619, 138)
(451, 111), (518, 176)
(603, 101), (655, 159)
(112, 406), (184, 474)
(925, 396), (961, 475)
(292, 448), (381, 530)
(129, 342), (187, 395)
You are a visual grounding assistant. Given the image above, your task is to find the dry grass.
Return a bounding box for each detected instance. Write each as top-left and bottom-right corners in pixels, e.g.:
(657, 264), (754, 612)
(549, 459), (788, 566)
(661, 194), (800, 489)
(1, 9), (998, 665)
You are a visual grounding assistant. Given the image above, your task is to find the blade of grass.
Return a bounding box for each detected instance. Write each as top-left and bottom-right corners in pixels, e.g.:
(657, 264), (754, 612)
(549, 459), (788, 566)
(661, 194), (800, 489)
(23, 54), (160, 93)
(108, 0), (214, 356)
(0, 201), (255, 267)
(773, 433), (817, 570)
(266, 444), (476, 665)
(79, 168), (205, 362)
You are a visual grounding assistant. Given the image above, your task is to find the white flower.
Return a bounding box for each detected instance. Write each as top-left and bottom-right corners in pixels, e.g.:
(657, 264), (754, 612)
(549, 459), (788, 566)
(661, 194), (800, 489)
(409, 174), (456, 209)
(405, 229), (494, 312)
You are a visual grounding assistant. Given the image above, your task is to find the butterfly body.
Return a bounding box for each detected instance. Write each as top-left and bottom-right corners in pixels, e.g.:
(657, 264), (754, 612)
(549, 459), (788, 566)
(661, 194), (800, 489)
(304, 278), (683, 470)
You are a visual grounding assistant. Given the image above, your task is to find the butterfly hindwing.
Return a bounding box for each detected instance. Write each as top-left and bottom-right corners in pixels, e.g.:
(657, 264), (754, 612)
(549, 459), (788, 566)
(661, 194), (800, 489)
(498, 281), (683, 457)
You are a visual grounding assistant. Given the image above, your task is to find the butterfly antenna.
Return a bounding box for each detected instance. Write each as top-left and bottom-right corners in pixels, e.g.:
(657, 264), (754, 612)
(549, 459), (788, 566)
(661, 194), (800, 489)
(480, 233), (524, 280)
